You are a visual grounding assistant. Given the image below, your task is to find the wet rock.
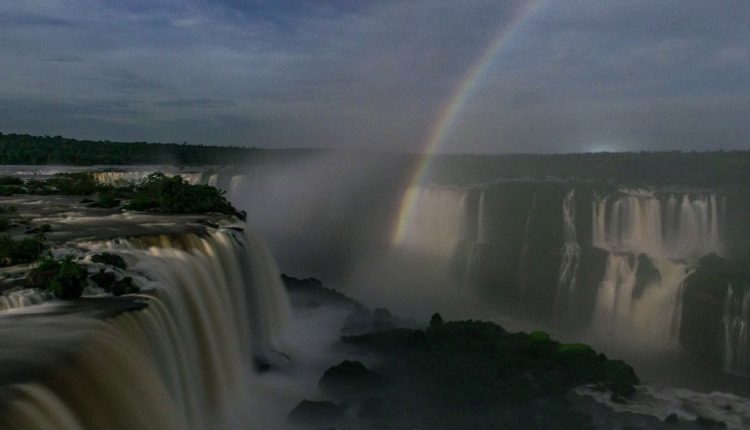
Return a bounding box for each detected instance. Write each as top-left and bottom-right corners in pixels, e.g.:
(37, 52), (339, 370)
(111, 276), (139, 296)
(90, 270), (116, 290)
(91, 253), (127, 269)
(288, 400), (345, 426)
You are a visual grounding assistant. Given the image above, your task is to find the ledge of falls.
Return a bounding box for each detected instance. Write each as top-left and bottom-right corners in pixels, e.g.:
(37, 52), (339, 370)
(0, 194), (291, 430)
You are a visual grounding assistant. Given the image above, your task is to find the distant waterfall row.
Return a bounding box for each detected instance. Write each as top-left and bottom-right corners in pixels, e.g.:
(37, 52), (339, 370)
(0, 228), (290, 430)
(592, 190), (722, 259)
(391, 183), (734, 356)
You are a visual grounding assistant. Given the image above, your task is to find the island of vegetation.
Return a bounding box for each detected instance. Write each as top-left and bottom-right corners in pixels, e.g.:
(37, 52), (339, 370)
(282, 276), (644, 430)
(0, 171), (241, 300)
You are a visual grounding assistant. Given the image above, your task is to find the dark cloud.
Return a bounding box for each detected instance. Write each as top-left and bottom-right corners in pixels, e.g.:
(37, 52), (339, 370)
(0, 11), (72, 26)
(153, 98), (237, 108)
(0, 0), (748, 152)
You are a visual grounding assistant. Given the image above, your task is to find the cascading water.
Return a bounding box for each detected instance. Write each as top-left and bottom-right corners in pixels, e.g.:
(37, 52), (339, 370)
(555, 190), (580, 320)
(396, 186), (467, 259)
(590, 189), (720, 347)
(723, 286), (750, 376)
(592, 254), (693, 347)
(0, 288), (53, 311)
(0, 227), (290, 430)
(592, 190), (722, 259)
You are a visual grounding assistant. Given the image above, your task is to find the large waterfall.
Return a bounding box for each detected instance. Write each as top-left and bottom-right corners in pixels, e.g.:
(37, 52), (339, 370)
(0, 227), (290, 430)
(590, 190), (721, 347)
(592, 190), (722, 259)
(395, 186), (467, 258)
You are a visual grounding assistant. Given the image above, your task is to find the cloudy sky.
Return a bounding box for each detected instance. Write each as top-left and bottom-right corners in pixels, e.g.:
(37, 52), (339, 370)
(0, 0), (748, 153)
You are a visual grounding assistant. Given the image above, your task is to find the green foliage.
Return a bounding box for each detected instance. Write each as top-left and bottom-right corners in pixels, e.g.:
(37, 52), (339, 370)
(124, 173), (236, 215)
(45, 172), (99, 195)
(430, 312), (444, 327)
(0, 176), (23, 186)
(0, 132), (263, 165)
(341, 320), (639, 429)
(0, 235), (45, 266)
(0, 205), (16, 232)
(27, 256), (88, 299)
(91, 190), (121, 208)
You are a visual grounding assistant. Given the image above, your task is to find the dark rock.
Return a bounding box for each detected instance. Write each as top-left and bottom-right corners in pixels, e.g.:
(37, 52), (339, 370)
(633, 253), (660, 300)
(287, 400), (345, 426)
(319, 361), (383, 400)
(665, 413), (679, 424)
(196, 219), (220, 229)
(254, 358), (271, 373)
(90, 270), (116, 290)
(91, 253), (127, 269)
(23, 224), (50, 235)
(696, 416), (728, 429)
(111, 277), (139, 296)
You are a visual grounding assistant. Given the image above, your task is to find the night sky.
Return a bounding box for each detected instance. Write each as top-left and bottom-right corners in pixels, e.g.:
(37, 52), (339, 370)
(1, 0), (748, 153)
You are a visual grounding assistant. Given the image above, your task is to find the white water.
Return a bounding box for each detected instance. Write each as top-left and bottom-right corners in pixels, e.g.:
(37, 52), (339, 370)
(577, 384), (750, 430)
(555, 190), (581, 320)
(0, 228), (290, 430)
(397, 186), (467, 259)
(592, 254), (693, 348)
(590, 190), (720, 348)
(723, 286), (750, 376)
(0, 288), (53, 311)
(593, 190), (722, 259)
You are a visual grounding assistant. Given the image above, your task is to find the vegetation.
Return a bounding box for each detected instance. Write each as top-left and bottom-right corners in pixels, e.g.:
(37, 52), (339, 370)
(45, 172), (99, 195)
(0, 176), (23, 186)
(0, 132), (265, 165)
(26, 256), (88, 299)
(123, 173), (236, 214)
(0, 234), (45, 266)
(5, 132), (750, 188)
(330, 320), (639, 429)
(0, 170), (237, 216)
(0, 205), (17, 232)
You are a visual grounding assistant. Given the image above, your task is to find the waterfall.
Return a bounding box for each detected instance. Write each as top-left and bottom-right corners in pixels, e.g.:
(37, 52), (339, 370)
(592, 190), (722, 259)
(723, 286), (750, 376)
(555, 190), (580, 319)
(396, 186), (467, 258)
(0, 288), (53, 311)
(589, 189), (722, 348)
(592, 254), (693, 347)
(0, 228), (290, 430)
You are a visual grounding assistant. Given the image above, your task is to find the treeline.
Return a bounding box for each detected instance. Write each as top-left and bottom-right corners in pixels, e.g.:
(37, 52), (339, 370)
(428, 150), (750, 188)
(0, 133), (262, 165)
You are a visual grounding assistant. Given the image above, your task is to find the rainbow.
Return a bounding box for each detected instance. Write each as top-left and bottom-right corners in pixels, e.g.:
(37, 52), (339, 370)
(391, 0), (546, 245)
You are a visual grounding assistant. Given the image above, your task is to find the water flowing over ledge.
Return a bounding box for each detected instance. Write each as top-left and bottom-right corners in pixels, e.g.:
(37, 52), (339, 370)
(0, 227), (290, 430)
